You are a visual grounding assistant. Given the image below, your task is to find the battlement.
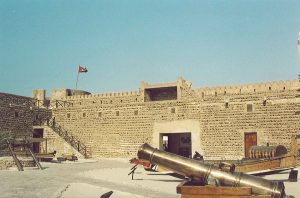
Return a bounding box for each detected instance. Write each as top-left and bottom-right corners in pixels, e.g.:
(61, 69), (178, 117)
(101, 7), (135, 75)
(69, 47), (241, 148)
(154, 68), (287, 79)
(58, 79), (299, 102)
(194, 79), (299, 96)
(66, 90), (140, 100)
(64, 77), (192, 102)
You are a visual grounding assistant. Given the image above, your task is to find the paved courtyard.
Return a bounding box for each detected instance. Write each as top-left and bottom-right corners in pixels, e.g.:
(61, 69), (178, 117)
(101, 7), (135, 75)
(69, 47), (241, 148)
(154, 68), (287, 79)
(0, 159), (299, 198)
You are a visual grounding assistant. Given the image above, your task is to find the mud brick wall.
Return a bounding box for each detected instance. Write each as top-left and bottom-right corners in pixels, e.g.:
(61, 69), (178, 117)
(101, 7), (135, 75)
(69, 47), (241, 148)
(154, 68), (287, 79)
(0, 93), (34, 140)
(52, 99), (189, 158)
(2, 79), (299, 160)
(50, 80), (300, 159)
(199, 91), (300, 160)
(0, 157), (35, 170)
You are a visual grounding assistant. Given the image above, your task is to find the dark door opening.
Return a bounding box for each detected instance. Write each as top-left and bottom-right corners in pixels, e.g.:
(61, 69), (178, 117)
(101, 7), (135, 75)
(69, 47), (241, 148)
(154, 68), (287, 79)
(161, 132), (191, 158)
(244, 132), (257, 158)
(32, 129), (43, 153)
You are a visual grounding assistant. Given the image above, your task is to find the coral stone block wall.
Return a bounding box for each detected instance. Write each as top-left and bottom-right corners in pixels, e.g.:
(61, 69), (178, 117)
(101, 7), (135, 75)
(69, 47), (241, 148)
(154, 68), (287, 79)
(0, 92), (53, 157)
(199, 92), (300, 159)
(36, 126), (84, 158)
(1, 78), (299, 160)
(51, 79), (300, 160)
(0, 93), (34, 139)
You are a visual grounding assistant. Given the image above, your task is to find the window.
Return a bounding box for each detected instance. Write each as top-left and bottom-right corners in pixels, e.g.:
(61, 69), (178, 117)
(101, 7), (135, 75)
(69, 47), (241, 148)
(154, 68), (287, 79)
(224, 91), (226, 95)
(144, 86), (177, 101)
(98, 112), (102, 117)
(15, 112), (19, 118)
(202, 92), (205, 97)
(225, 102), (229, 108)
(116, 111), (119, 116)
(67, 113), (71, 118)
(134, 110), (138, 115)
(215, 92), (217, 96)
(35, 114), (39, 119)
(82, 112), (86, 117)
(247, 104), (253, 112)
(269, 87), (271, 90)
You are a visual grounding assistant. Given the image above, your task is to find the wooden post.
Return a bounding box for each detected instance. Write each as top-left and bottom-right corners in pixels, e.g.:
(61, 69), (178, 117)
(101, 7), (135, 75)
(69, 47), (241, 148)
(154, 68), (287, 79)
(46, 138), (48, 153)
(6, 139), (24, 171)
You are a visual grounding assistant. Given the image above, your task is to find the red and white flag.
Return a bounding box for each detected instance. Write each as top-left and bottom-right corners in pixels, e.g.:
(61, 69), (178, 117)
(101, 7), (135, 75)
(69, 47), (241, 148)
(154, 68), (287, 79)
(78, 65), (88, 73)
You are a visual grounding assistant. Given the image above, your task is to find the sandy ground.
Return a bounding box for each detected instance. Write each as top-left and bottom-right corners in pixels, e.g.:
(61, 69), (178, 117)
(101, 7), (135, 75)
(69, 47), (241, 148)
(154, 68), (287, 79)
(0, 158), (299, 198)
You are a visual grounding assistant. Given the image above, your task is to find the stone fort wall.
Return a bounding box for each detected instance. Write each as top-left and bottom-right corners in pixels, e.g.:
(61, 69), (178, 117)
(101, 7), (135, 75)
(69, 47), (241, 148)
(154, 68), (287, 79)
(50, 78), (300, 160)
(0, 93), (35, 156)
(1, 78), (299, 160)
(0, 93), (34, 139)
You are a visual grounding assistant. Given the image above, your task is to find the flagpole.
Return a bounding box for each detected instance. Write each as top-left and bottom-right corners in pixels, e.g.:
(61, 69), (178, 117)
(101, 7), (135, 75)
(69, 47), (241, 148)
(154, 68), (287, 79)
(76, 66), (80, 90)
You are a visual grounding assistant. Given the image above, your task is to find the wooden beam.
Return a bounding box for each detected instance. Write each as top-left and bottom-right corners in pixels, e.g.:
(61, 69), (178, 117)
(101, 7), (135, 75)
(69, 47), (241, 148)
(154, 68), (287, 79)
(177, 185), (252, 195)
(181, 195), (271, 198)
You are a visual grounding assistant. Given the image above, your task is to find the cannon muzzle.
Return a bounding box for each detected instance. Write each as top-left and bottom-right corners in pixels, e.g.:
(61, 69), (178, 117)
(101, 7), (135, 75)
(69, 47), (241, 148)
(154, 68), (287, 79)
(138, 143), (288, 198)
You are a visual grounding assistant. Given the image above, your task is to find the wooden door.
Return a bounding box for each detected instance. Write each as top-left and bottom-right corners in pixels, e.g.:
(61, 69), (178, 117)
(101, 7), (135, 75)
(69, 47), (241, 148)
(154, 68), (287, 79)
(32, 129), (43, 153)
(244, 132), (257, 158)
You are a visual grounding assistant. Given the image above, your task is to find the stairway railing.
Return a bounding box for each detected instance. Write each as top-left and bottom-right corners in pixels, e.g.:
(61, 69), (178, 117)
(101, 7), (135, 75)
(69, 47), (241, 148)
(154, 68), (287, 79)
(46, 118), (89, 158)
(0, 93), (73, 109)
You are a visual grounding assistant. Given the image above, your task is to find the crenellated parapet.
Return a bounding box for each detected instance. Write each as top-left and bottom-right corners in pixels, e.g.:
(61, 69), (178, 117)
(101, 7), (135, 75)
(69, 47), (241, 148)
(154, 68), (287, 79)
(51, 89), (91, 100)
(194, 79), (299, 97)
(49, 78), (300, 105)
(66, 90), (140, 100)
(63, 90), (142, 106)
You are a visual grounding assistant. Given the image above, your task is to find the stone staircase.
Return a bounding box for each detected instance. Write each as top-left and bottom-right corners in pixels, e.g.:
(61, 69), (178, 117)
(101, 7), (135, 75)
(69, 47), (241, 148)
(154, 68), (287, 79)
(33, 117), (91, 159)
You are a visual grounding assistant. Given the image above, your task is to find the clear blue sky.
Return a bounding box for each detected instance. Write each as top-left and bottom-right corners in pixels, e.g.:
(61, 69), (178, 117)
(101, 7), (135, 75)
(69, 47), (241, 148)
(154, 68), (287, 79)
(1, 0), (300, 97)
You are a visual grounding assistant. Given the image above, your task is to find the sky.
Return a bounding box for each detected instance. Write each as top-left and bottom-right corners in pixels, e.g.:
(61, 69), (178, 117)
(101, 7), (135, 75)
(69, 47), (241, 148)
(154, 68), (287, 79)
(1, 0), (300, 97)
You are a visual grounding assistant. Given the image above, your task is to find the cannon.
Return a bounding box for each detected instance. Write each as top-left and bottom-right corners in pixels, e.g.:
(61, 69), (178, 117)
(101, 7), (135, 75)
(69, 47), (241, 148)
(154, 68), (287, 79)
(249, 145), (287, 159)
(137, 143), (293, 198)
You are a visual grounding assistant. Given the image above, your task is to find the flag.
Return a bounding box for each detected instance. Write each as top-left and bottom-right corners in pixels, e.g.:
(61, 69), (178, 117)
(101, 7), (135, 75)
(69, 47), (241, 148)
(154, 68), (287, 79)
(78, 65), (88, 73)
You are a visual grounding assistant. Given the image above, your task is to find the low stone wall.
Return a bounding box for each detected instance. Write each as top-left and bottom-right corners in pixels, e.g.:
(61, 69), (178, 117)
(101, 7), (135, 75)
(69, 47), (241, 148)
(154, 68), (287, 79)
(0, 157), (35, 170)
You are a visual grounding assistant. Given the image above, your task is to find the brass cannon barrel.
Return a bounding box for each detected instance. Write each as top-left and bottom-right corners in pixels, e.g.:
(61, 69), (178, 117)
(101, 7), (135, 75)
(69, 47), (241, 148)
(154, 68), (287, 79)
(138, 143), (287, 198)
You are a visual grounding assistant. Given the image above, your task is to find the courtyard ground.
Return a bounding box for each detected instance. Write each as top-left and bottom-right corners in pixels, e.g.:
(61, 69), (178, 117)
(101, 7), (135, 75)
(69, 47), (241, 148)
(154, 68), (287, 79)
(0, 158), (299, 198)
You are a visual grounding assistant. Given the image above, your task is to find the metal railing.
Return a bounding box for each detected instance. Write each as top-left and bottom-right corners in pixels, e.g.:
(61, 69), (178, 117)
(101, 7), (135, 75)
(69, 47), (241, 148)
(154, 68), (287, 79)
(47, 118), (89, 158)
(0, 93), (73, 109)
(32, 99), (73, 109)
